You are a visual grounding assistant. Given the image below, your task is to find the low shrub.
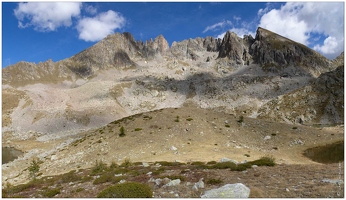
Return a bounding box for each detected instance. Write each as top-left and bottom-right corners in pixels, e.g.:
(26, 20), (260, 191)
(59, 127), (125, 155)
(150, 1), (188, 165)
(211, 161), (237, 169)
(120, 158), (132, 168)
(60, 170), (81, 183)
(92, 160), (108, 175)
(93, 172), (124, 185)
(109, 161), (118, 169)
(186, 118), (193, 121)
(249, 156), (276, 166)
(97, 182), (152, 198)
(190, 161), (205, 165)
(152, 167), (166, 175)
(41, 188), (60, 198)
(134, 128), (142, 131)
(206, 161), (217, 165)
(154, 161), (183, 166)
(75, 188), (84, 193)
(206, 178), (223, 185)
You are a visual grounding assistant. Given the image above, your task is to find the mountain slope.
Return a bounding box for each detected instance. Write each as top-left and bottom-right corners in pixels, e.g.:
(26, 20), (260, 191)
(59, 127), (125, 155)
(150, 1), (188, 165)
(258, 65), (344, 124)
(2, 27), (343, 138)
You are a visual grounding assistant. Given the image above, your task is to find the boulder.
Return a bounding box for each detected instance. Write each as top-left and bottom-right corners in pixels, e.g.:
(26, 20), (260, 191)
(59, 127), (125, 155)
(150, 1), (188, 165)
(201, 183), (250, 198)
(163, 179), (181, 187)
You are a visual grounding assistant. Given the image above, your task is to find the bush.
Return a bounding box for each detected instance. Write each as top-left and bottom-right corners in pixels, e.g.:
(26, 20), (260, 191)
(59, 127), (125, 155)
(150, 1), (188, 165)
(207, 161), (217, 165)
(41, 188), (60, 198)
(211, 161), (237, 169)
(134, 128), (142, 131)
(154, 161), (183, 166)
(60, 170), (81, 183)
(249, 156), (276, 166)
(120, 158), (132, 168)
(97, 182), (152, 198)
(190, 161), (205, 165)
(206, 178), (223, 185)
(152, 167), (166, 175)
(92, 160), (108, 175)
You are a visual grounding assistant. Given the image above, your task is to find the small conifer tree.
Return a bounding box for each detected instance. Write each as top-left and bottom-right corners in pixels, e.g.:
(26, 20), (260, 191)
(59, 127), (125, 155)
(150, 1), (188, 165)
(119, 126), (126, 137)
(28, 159), (40, 180)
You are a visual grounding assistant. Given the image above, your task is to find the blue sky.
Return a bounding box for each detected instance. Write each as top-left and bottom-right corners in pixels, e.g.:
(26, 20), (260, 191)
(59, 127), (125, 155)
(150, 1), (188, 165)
(2, 2), (344, 68)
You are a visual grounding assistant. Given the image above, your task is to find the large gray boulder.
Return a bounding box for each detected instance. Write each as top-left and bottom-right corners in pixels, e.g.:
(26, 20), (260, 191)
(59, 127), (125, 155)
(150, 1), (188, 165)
(201, 183), (250, 198)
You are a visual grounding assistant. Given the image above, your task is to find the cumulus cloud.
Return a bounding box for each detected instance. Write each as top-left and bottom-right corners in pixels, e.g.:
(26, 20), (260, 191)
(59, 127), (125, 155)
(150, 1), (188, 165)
(76, 10), (126, 42)
(258, 2), (344, 59)
(203, 20), (232, 33)
(14, 2), (82, 32)
(84, 4), (97, 15)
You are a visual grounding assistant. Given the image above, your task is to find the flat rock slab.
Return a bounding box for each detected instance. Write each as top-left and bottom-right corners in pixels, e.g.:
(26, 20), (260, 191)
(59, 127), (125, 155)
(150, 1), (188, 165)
(201, 183), (250, 198)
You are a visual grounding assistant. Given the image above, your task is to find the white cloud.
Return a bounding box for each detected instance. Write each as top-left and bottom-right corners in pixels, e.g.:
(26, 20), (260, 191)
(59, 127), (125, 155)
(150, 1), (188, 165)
(203, 20), (232, 33)
(76, 10), (126, 42)
(313, 36), (340, 55)
(258, 2), (344, 59)
(84, 4), (97, 15)
(14, 2), (82, 32)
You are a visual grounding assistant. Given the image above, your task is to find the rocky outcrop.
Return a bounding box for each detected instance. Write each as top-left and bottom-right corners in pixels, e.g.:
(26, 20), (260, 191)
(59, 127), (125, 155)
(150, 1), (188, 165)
(203, 36), (222, 52)
(143, 35), (169, 59)
(250, 27), (332, 77)
(217, 31), (254, 66)
(258, 65), (344, 124)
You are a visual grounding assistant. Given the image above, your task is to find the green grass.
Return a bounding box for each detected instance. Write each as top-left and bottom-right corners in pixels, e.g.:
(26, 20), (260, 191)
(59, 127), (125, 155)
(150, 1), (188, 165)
(97, 182), (152, 198)
(134, 128), (142, 131)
